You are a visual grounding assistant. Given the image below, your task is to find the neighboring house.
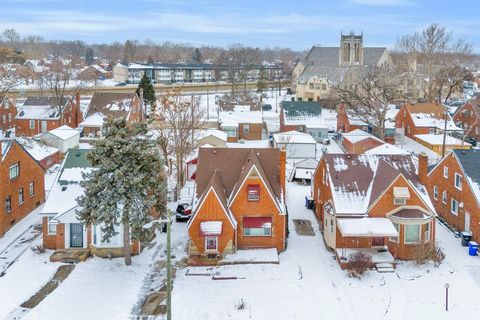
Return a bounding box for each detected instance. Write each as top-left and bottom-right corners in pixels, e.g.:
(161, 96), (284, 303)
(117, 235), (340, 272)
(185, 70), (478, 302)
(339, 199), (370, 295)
(364, 143), (409, 156)
(453, 98), (480, 142)
(16, 137), (60, 169)
(288, 158), (318, 182)
(0, 139), (45, 237)
(15, 94), (82, 136)
(279, 101), (329, 141)
(40, 125), (80, 153)
(414, 134), (471, 155)
(294, 33), (393, 101)
(0, 95), (16, 132)
(218, 108), (263, 142)
(312, 153), (436, 268)
(79, 92), (144, 138)
(340, 129), (384, 154)
(395, 102), (462, 139)
(272, 131), (317, 159)
(187, 148), (287, 261)
(425, 149), (480, 242)
(196, 129), (227, 147)
(40, 149), (151, 257)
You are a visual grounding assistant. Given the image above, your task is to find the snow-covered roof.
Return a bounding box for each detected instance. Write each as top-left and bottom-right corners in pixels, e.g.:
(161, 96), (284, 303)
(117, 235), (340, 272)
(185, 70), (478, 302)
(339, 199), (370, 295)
(15, 137), (58, 161)
(197, 129), (227, 142)
(337, 218), (398, 237)
(47, 125), (80, 140)
(219, 110), (263, 127)
(410, 113), (461, 131)
(342, 129), (383, 144)
(0, 139), (13, 162)
(79, 113), (104, 127)
(227, 140), (270, 148)
(273, 131), (317, 144)
(364, 143), (409, 155)
(414, 134), (470, 146)
(16, 105), (59, 120)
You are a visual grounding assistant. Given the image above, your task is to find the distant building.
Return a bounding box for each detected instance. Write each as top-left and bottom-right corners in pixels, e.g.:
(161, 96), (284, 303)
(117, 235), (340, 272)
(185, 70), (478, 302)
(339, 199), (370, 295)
(453, 98), (480, 142)
(0, 96), (16, 133)
(293, 33), (393, 101)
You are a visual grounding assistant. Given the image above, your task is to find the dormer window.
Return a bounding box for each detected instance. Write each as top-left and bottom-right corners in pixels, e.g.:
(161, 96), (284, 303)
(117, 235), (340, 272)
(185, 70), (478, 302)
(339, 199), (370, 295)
(247, 184), (260, 201)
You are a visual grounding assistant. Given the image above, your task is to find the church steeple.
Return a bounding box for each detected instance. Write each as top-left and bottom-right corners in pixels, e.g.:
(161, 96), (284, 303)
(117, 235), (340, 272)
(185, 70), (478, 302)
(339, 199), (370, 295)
(339, 32), (363, 66)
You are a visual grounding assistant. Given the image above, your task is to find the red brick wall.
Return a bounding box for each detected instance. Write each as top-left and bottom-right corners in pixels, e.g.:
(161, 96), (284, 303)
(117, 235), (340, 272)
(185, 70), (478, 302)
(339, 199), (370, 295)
(42, 216), (57, 249)
(230, 177), (286, 251)
(395, 105), (437, 139)
(188, 190), (236, 254)
(238, 123), (262, 140)
(0, 97), (16, 131)
(0, 142), (45, 236)
(453, 102), (480, 142)
(15, 118), (61, 137)
(426, 152), (480, 242)
(39, 151), (60, 170)
(313, 158), (332, 225)
(342, 138), (383, 154)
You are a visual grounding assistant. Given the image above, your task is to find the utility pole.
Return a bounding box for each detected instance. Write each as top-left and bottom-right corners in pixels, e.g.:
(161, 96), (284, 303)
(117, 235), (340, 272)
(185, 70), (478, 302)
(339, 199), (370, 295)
(444, 283), (449, 311)
(441, 104), (449, 158)
(166, 210), (172, 320)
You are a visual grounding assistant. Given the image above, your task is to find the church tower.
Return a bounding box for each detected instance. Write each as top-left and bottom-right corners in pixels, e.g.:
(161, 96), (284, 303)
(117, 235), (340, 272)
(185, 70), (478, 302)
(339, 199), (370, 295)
(339, 32), (363, 66)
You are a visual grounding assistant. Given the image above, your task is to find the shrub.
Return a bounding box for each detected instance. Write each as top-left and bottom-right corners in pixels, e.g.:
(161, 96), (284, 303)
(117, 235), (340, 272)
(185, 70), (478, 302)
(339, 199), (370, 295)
(235, 298), (246, 311)
(31, 244), (46, 254)
(347, 251), (372, 278)
(414, 241), (445, 267)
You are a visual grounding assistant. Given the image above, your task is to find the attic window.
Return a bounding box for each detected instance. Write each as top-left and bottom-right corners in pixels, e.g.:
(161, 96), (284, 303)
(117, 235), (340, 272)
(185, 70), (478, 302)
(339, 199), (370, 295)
(247, 185), (260, 201)
(393, 187), (409, 205)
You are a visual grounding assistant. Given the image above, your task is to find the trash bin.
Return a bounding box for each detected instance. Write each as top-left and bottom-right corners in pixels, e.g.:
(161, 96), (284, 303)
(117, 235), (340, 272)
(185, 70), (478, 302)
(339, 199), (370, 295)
(469, 241), (479, 256)
(461, 231), (472, 247)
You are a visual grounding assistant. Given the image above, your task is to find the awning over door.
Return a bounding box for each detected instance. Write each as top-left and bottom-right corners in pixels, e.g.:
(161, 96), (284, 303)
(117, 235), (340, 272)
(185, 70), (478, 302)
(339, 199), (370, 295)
(337, 218), (398, 237)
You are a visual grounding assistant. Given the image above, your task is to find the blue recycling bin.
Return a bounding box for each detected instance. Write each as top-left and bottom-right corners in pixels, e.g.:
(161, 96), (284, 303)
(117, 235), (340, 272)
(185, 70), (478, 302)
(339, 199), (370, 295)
(469, 241), (479, 256)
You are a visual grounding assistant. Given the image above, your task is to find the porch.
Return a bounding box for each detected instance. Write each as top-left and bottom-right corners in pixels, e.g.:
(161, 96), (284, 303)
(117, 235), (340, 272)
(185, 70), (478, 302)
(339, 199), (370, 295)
(335, 247), (395, 266)
(50, 248), (90, 263)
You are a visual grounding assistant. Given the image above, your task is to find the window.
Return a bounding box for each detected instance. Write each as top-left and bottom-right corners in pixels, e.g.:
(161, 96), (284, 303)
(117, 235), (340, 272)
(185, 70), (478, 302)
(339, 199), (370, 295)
(9, 163), (19, 179)
(29, 182), (35, 196)
(2, 115), (5, 123)
(321, 84), (327, 90)
(451, 198), (459, 215)
(443, 166), (448, 178)
(442, 191), (447, 204)
(8, 113), (11, 122)
(243, 217), (272, 236)
(205, 236), (218, 251)
(309, 83), (314, 89)
(247, 185), (260, 201)
(47, 216), (57, 235)
(18, 188), (24, 205)
(5, 196), (12, 212)
(433, 186), (438, 200)
(424, 222), (431, 241)
(454, 173), (462, 190)
(223, 127), (236, 138)
(29, 120), (35, 129)
(404, 224), (420, 243)
(243, 124), (250, 134)
(389, 222), (399, 243)
(330, 219), (334, 233)
(394, 197), (406, 205)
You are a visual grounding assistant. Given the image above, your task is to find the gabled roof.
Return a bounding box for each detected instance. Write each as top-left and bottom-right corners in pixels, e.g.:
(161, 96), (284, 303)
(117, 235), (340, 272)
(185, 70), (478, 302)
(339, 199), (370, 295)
(85, 92), (138, 120)
(16, 97), (68, 120)
(453, 149), (480, 204)
(47, 125), (79, 140)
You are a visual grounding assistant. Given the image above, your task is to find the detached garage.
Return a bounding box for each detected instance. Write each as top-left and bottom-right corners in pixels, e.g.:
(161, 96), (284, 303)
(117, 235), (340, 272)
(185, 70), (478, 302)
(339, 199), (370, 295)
(40, 125), (80, 153)
(273, 131), (317, 159)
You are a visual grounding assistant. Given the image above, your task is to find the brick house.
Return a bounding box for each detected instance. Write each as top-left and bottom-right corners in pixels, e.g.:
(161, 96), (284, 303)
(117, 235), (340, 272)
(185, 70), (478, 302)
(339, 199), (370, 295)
(425, 149), (480, 243)
(15, 94), (82, 136)
(395, 102), (462, 139)
(15, 137), (60, 169)
(340, 129), (385, 154)
(39, 149), (148, 258)
(0, 139), (45, 237)
(312, 153), (436, 268)
(218, 109), (263, 142)
(452, 98), (480, 142)
(79, 92), (144, 138)
(0, 95), (17, 133)
(187, 148), (287, 261)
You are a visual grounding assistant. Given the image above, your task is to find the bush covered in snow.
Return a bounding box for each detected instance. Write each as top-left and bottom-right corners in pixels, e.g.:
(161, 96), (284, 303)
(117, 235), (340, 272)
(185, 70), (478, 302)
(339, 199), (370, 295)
(347, 251), (372, 278)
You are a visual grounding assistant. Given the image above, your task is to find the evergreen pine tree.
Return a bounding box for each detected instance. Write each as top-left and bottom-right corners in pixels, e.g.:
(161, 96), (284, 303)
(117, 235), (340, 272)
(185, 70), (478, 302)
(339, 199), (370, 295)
(256, 68), (269, 94)
(77, 118), (166, 265)
(191, 48), (202, 63)
(85, 48), (94, 65)
(136, 74), (156, 109)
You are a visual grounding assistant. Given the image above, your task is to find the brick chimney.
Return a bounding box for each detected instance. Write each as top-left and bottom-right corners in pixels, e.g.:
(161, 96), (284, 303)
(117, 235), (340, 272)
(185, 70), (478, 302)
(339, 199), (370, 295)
(280, 148), (286, 196)
(418, 152), (428, 186)
(75, 91), (82, 126)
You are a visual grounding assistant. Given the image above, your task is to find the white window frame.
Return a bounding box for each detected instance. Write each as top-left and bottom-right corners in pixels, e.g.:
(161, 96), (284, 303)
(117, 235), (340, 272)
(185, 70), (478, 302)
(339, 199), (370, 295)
(443, 166), (448, 179)
(18, 188), (24, 205)
(47, 216), (57, 235)
(204, 236), (218, 252)
(243, 124), (250, 134)
(29, 182), (35, 197)
(433, 186), (438, 200)
(442, 191), (447, 204)
(29, 120), (35, 129)
(454, 173), (462, 191)
(9, 163), (19, 180)
(404, 224), (421, 244)
(451, 198), (459, 216)
(394, 197), (406, 205)
(424, 222), (431, 242)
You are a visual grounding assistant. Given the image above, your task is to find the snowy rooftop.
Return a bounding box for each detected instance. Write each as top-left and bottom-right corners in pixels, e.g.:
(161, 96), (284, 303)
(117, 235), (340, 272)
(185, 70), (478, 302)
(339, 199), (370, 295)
(16, 105), (60, 120)
(79, 113), (104, 127)
(273, 131), (317, 144)
(341, 129), (383, 144)
(414, 134), (470, 146)
(411, 113), (462, 131)
(15, 137), (58, 161)
(364, 143), (409, 155)
(219, 110), (263, 127)
(197, 129), (227, 142)
(337, 217), (398, 237)
(47, 125), (79, 140)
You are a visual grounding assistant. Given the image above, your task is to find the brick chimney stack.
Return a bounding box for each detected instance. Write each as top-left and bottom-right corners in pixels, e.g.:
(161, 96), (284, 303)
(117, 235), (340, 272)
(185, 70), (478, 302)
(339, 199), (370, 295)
(75, 91), (82, 126)
(418, 152), (429, 186)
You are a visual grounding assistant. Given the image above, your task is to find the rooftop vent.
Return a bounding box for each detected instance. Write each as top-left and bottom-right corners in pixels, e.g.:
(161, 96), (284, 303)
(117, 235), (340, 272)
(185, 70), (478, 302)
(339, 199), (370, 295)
(61, 186), (67, 191)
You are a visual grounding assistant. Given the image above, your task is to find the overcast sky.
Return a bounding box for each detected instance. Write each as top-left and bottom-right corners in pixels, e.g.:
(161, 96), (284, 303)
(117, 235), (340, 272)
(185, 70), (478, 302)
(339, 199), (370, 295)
(1, 0), (479, 51)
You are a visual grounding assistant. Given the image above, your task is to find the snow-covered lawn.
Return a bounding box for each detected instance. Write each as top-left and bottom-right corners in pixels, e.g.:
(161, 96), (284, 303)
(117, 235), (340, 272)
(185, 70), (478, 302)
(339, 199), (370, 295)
(171, 182), (480, 320)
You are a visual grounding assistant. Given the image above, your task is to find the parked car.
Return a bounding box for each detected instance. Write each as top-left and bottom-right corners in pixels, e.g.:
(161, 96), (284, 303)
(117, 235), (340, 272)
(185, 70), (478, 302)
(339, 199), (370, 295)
(176, 203), (192, 222)
(262, 104), (272, 111)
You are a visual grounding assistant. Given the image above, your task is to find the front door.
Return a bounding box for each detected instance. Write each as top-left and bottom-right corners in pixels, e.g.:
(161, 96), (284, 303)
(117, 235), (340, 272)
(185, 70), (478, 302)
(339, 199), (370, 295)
(70, 223), (84, 248)
(372, 237), (385, 247)
(465, 212), (471, 232)
(41, 121), (48, 133)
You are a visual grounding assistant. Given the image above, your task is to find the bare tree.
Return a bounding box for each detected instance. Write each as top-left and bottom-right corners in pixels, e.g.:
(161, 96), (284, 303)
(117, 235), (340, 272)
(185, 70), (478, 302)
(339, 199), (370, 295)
(333, 68), (401, 140)
(396, 24), (473, 103)
(151, 89), (206, 197)
(0, 65), (23, 96)
(2, 28), (20, 49)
